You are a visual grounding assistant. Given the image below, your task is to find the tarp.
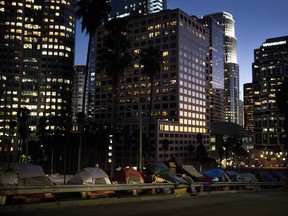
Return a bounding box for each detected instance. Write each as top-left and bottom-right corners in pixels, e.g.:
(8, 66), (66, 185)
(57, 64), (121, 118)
(112, 168), (144, 184)
(68, 167), (111, 185)
(201, 168), (230, 182)
(182, 165), (203, 179)
(146, 162), (188, 185)
(164, 158), (203, 180)
(201, 168), (224, 179)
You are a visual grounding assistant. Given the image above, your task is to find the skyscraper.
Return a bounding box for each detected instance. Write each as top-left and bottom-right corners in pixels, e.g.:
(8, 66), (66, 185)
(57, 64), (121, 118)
(0, 0), (75, 166)
(72, 66), (86, 123)
(244, 36), (288, 166)
(203, 12), (240, 124)
(85, 0), (167, 120)
(94, 9), (210, 166)
(243, 83), (254, 134)
(201, 16), (225, 123)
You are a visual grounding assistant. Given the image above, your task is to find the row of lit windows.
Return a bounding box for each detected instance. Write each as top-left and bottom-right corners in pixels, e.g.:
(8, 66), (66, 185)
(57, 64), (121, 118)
(4, 22), (22, 27)
(48, 31), (69, 37)
(49, 25), (73, 32)
(180, 95), (206, 105)
(159, 124), (207, 133)
(7, 28), (22, 34)
(179, 118), (206, 127)
(179, 109), (206, 119)
(39, 105), (62, 110)
(42, 51), (69, 57)
(46, 98), (63, 103)
(42, 44), (71, 51)
(179, 88), (206, 99)
(179, 104), (206, 114)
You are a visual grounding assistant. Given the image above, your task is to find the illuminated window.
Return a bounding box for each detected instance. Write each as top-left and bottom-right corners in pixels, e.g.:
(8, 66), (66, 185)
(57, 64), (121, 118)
(162, 51), (169, 57)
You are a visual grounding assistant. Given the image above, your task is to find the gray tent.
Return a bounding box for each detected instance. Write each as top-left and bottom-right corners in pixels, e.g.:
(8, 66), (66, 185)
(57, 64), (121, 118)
(0, 164), (54, 204)
(67, 167), (115, 199)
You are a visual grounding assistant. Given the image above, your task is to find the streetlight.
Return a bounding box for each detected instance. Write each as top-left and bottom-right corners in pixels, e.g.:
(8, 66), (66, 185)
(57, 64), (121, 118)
(126, 106), (143, 173)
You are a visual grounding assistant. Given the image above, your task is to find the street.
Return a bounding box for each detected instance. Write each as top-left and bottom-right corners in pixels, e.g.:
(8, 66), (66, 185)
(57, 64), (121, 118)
(1, 190), (288, 216)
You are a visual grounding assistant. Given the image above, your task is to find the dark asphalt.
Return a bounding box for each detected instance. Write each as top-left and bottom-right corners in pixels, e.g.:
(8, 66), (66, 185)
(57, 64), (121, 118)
(1, 190), (288, 216)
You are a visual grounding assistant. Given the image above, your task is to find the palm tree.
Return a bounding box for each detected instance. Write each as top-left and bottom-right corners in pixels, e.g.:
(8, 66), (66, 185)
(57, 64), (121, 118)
(161, 139), (169, 160)
(8, 120), (17, 168)
(17, 107), (30, 158)
(100, 17), (132, 175)
(75, 0), (110, 170)
(139, 46), (162, 158)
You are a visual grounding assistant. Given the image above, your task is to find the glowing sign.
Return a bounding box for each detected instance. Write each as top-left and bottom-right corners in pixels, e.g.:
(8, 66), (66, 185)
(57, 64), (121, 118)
(263, 41), (287, 47)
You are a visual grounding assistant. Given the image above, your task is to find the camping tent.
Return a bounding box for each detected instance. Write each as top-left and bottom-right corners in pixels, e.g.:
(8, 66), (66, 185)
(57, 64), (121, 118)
(236, 172), (258, 183)
(201, 168), (230, 182)
(0, 163), (50, 186)
(112, 168), (144, 184)
(67, 167), (114, 198)
(181, 165), (203, 179)
(146, 162), (188, 185)
(164, 158), (203, 180)
(0, 164), (54, 204)
(68, 167), (111, 185)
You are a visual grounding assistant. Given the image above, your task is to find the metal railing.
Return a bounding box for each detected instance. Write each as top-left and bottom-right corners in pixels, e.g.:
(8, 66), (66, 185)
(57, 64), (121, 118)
(0, 181), (286, 197)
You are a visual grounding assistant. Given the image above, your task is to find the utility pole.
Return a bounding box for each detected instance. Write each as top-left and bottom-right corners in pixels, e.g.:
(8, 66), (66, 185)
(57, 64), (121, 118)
(139, 106), (143, 173)
(127, 106), (143, 173)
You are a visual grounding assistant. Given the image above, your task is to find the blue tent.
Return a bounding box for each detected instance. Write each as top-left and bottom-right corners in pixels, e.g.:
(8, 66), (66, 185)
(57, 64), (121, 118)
(201, 168), (225, 179)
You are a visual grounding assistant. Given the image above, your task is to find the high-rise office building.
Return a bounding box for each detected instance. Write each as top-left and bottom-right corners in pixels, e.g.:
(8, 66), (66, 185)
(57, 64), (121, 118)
(72, 66), (86, 122)
(94, 9), (210, 166)
(201, 16), (225, 123)
(85, 0), (167, 120)
(109, 0), (167, 18)
(203, 12), (240, 124)
(244, 36), (288, 166)
(243, 83), (254, 134)
(0, 0), (75, 166)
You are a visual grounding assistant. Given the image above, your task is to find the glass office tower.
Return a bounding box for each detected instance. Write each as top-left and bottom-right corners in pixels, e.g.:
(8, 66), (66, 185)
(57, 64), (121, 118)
(201, 16), (225, 123)
(0, 0), (75, 167)
(203, 12), (239, 124)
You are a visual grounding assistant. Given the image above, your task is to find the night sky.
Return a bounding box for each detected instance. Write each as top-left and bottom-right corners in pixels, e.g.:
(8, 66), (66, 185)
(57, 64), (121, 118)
(74, 0), (288, 98)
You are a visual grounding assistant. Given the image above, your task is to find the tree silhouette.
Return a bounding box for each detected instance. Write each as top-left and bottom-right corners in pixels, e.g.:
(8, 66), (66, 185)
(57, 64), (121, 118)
(75, 0), (111, 170)
(161, 139), (169, 160)
(17, 107), (30, 159)
(139, 46), (163, 157)
(100, 17), (132, 175)
(276, 77), (288, 160)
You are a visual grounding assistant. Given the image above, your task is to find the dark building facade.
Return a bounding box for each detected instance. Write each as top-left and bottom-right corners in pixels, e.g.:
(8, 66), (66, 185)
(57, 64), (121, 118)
(244, 36), (288, 165)
(86, 0), (167, 120)
(94, 9), (210, 167)
(244, 83), (254, 134)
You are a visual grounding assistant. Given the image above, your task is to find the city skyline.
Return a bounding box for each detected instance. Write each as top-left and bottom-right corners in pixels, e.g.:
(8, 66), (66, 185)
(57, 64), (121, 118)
(75, 0), (288, 99)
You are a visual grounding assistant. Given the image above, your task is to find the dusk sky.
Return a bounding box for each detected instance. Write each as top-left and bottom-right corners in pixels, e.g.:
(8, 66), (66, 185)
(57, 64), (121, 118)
(74, 0), (288, 99)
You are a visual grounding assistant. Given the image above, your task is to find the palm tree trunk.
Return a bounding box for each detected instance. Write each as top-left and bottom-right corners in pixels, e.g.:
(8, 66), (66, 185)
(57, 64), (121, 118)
(148, 77), (154, 161)
(78, 35), (92, 170)
(110, 81), (118, 178)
